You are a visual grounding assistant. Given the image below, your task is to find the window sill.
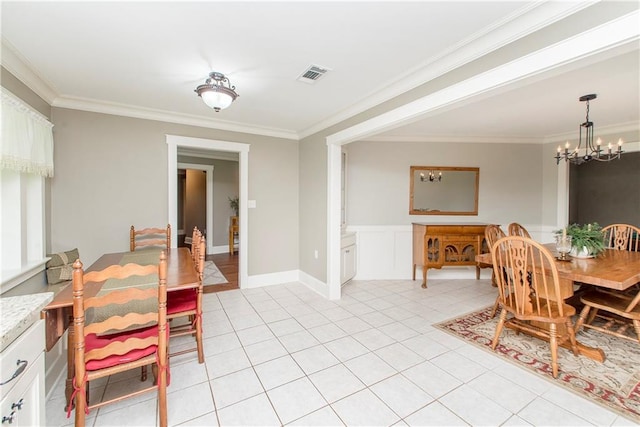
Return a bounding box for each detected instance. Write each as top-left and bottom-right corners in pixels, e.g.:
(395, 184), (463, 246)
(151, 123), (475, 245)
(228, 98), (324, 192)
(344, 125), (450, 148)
(0, 259), (49, 295)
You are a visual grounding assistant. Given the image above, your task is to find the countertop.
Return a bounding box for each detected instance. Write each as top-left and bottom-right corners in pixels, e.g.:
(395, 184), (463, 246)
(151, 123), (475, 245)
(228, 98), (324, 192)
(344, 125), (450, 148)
(0, 292), (53, 352)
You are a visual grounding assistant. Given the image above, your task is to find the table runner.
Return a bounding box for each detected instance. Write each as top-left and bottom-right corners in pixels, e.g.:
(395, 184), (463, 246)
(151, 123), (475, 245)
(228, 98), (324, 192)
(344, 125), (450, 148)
(119, 248), (163, 266)
(86, 254), (160, 333)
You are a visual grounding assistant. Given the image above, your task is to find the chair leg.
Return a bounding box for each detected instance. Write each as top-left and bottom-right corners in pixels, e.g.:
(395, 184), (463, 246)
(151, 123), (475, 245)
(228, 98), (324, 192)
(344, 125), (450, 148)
(158, 361), (168, 427)
(633, 319), (640, 344)
(196, 316), (204, 364)
(141, 365), (147, 382)
(565, 319), (579, 356)
(574, 305), (591, 333)
(491, 309), (507, 350)
(549, 323), (559, 378)
(586, 308), (599, 325)
(73, 375), (87, 427)
(151, 363), (158, 385)
(490, 297), (500, 318)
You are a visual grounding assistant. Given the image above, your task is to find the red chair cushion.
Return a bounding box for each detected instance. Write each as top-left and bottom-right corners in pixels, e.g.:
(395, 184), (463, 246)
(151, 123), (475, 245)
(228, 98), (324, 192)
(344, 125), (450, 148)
(85, 326), (158, 371)
(167, 289), (197, 314)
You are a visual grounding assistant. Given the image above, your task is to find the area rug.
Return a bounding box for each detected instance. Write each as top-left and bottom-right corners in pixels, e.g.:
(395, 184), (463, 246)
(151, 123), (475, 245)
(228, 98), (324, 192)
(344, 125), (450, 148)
(203, 260), (228, 286)
(434, 306), (640, 422)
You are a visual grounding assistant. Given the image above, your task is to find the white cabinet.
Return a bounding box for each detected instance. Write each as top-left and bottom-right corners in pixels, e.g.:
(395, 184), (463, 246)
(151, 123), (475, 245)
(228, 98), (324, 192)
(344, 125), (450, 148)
(341, 233), (357, 285)
(1, 320), (45, 426)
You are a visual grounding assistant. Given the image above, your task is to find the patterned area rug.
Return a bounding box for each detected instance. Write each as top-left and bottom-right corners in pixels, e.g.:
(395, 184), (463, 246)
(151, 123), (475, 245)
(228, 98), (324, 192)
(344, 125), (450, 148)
(434, 306), (640, 422)
(202, 260), (228, 286)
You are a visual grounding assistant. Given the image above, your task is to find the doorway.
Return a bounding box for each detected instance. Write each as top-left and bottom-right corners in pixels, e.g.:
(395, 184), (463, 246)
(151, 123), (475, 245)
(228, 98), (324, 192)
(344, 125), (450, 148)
(177, 163), (214, 252)
(167, 135), (250, 288)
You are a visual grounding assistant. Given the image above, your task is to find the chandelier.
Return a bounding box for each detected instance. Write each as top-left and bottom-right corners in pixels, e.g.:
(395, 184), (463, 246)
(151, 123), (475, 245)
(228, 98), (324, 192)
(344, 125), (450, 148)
(555, 94), (623, 165)
(195, 72), (239, 112)
(420, 170), (442, 182)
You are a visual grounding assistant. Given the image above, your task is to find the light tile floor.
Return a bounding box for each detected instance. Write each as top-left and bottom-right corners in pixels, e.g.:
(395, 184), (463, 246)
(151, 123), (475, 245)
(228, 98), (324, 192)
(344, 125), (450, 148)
(47, 278), (638, 426)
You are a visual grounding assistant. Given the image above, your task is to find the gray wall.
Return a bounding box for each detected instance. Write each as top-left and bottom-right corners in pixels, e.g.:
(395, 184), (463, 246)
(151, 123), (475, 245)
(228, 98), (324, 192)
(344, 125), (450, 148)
(49, 107), (299, 276)
(345, 141), (542, 226)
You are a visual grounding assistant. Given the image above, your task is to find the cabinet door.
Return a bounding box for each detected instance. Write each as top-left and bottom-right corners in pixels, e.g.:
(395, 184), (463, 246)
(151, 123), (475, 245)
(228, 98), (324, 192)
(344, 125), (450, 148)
(341, 244), (357, 284)
(0, 351), (45, 426)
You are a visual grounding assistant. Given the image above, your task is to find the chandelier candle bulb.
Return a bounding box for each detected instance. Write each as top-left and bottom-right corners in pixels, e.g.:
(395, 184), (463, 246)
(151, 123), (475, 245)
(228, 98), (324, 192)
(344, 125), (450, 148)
(554, 94), (625, 165)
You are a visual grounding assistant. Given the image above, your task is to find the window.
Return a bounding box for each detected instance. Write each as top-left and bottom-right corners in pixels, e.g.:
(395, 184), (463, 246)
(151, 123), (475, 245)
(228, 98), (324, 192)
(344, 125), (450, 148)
(0, 88), (52, 293)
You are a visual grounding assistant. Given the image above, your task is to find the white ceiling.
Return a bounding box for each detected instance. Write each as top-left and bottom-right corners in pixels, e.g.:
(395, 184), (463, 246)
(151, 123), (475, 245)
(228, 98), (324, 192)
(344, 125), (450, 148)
(1, 1), (639, 143)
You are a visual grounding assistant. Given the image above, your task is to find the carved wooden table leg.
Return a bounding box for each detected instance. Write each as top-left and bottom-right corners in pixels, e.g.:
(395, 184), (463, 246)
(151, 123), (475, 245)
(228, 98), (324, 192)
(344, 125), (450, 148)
(65, 314), (74, 410)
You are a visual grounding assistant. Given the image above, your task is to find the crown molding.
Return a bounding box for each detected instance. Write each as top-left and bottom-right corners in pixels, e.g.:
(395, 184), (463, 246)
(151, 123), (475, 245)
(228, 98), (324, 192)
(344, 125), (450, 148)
(361, 120), (640, 145)
(1, 38), (58, 104)
(362, 135), (542, 144)
(52, 95), (299, 140)
(543, 121), (640, 144)
(299, 1), (597, 139)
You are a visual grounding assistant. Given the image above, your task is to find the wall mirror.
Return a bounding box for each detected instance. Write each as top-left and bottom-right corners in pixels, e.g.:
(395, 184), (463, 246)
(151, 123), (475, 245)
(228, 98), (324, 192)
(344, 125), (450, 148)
(410, 166), (479, 215)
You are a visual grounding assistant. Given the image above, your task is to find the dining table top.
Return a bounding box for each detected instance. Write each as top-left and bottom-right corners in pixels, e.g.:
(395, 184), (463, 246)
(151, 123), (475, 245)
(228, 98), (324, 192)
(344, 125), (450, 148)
(44, 247), (199, 310)
(476, 243), (640, 291)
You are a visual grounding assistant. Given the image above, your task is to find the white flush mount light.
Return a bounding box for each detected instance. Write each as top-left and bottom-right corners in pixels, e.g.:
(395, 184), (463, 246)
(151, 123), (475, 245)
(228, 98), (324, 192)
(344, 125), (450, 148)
(195, 72), (239, 112)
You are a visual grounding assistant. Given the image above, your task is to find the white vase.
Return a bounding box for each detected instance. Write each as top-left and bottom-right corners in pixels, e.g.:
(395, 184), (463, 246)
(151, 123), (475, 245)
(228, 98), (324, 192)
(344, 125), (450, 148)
(570, 246), (595, 259)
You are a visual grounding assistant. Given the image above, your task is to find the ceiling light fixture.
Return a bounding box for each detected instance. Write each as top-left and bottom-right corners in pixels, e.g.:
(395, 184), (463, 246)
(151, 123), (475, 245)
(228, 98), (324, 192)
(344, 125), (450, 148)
(555, 94), (623, 165)
(194, 72), (239, 112)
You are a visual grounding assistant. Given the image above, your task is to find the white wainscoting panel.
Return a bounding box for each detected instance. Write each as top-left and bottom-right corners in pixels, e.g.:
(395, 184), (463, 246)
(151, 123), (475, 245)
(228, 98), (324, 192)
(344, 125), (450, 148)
(350, 223), (554, 281)
(350, 226), (412, 280)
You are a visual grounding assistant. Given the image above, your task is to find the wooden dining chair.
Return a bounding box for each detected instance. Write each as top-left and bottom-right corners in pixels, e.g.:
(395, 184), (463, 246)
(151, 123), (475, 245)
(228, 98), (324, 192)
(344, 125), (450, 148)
(68, 252), (168, 427)
(190, 226), (202, 264)
(491, 236), (579, 378)
(575, 287), (640, 344)
(485, 224), (506, 318)
(508, 222), (531, 238)
(130, 224), (171, 251)
(575, 224), (640, 344)
(166, 231), (205, 363)
(602, 223), (640, 252)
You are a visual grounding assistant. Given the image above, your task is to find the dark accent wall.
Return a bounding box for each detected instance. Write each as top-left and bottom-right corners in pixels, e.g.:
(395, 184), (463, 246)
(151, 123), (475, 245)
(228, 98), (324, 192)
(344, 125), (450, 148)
(569, 151), (640, 227)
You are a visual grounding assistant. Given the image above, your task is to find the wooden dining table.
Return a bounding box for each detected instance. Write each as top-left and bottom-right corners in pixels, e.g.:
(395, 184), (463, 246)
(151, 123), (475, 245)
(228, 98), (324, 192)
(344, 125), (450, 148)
(476, 244), (640, 362)
(40, 247), (199, 409)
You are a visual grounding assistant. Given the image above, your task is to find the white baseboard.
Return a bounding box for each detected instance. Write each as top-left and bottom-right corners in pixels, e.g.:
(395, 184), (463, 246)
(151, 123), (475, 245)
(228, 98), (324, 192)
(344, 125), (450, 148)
(210, 244), (229, 255)
(246, 269), (299, 288)
(244, 269), (331, 299)
(298, 271), (331, 299)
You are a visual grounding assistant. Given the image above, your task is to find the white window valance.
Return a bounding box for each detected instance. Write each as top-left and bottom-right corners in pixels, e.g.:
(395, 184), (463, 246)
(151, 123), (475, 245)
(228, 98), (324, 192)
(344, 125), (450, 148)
(1, 88), (54, 177)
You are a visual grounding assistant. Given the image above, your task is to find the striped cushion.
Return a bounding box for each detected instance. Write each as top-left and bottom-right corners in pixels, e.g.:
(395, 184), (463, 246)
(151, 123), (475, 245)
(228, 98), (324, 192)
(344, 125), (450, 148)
(46, 264), (73, 285)
(46, 248), (79, 285)
(167, 289), (197, 314)
(46, 248), (79, 268)
(84, 326), (158, 371)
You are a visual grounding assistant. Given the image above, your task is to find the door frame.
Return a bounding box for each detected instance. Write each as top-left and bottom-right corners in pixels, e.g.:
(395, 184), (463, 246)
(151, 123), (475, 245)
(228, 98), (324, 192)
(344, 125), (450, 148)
(177, 162), (214, 254)
(167, 135), (250, 288)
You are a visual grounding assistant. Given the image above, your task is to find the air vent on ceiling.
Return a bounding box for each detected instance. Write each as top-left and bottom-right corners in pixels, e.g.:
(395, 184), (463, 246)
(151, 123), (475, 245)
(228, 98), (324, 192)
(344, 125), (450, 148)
(297, 65), (330, 84)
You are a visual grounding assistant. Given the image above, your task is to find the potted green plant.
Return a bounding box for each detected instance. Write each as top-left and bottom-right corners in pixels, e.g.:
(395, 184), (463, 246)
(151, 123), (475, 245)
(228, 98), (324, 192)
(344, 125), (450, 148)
(556, 223), (605, 258)
(228, 196), (239, 217)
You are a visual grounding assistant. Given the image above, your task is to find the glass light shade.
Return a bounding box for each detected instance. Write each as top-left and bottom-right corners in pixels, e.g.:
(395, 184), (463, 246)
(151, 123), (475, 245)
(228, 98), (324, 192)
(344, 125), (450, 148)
(200, 90), (233, 111)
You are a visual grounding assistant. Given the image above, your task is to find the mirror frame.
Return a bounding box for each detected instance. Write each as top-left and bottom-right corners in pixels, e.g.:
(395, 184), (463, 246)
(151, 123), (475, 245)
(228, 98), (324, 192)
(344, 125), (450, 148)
(409, 166), (480, 216)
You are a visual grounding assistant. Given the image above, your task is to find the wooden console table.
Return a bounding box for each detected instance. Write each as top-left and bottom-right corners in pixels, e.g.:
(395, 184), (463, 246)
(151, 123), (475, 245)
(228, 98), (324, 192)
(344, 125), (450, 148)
(412, 222), (489, 288)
